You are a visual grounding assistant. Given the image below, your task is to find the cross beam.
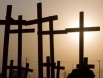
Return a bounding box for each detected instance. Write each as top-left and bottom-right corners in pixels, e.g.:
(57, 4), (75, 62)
(26, 15), (57, 25)
(43, 56), (56, 78)
(0, 20), (26, 25)
(7, 66), (33, 72)
(76, 57), (94, 69)
(55, 61), (65, 78)
(65, 12), (100, 66)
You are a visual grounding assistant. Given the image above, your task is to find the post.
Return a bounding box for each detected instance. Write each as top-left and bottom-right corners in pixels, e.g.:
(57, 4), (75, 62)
(55, 61), (65, 78)
(9, 60), (13, 78)
(79, 12), (84, 65)
(37, 3), (43, 78)
(24, 63), (29, 78)
(49, 20), (55, 78)
(18, 15), (22, 78)
(98, 60), (100, 78)
(2, 5), (12, 78)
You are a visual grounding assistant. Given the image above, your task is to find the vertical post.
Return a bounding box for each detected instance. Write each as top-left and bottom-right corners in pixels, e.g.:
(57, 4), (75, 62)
(55, 61), (65, 78)
(37, 3), (43, 78)
(9, 60), (13, 78)
(98, 60), (100, 78)
(56, 61), (60, 78)
(2, 5), (12, 78)
(49, 21), (55, 78)
(17, 15), (22, 78)
(79, 12), (84, 65)
(46, 56), (50, 78)
(24, 63), (29, 78)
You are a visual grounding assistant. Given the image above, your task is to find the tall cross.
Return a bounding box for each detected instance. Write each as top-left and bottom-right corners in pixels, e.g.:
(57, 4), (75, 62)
(1, 5), (26, 78)
(41, 20), (66, 78)
(65, 12), (100, 67)
(55, 61), (65, 78)
(26, 3), (61, 78)
(10, 15), (34, 78)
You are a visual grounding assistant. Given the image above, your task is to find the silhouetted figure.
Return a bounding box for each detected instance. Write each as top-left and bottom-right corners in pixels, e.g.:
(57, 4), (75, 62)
(67, 67), (95, 78)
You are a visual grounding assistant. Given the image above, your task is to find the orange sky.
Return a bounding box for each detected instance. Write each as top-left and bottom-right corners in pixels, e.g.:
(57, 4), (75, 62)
(0, 0), (103, 78)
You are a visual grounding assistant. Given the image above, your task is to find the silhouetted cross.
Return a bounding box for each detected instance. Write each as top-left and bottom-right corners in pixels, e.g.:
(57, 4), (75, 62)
(26, 3), (61, 78)
(65, 12), (100, 67)
(41, 21), (66, 78)
(24, 63), (33, 78)
(55, 61), (65, 78)
(77, 57), (94, 69)
(7, 63), (33, 78)
(43, 56), (56, 78)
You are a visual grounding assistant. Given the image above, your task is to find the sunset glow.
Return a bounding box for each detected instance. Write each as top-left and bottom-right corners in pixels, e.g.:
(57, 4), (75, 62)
(67, 16), (94, 42)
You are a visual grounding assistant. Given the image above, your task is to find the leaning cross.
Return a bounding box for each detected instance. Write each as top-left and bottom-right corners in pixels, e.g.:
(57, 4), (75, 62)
(54, 61), (65, 78)
(65, 12), (100, 67)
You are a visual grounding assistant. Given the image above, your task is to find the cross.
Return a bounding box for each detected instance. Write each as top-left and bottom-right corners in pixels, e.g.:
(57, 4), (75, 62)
(43, 56), (56, 78)
(54, 61), (65, 78)
(7, 65), (33, 72)
(25, 3), (61, 78)
(1, 5), (27, 78)
(65, 12), (100, 67)
(9, 60), (14, 78)
(7, 63), (33, 78)
(76, 57), (94, 69)
(10, 15), (34, 78)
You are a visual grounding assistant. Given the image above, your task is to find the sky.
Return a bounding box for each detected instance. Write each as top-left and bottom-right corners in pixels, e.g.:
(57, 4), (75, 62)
(0, 0), (103, 78)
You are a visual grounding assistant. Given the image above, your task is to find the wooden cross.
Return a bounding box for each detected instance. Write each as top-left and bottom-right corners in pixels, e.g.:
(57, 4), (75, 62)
(25, 3), (61, 78)
(76, 57), (94, 69)
(9, 60), (14, 78)
(10, 15), (34, 78)
(65, 12), (100, 67)
(7, 63), (33, 78)
(55, 61), (65, 78)
(43, 56), (56, 78)
(1, 5), (26, 78)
